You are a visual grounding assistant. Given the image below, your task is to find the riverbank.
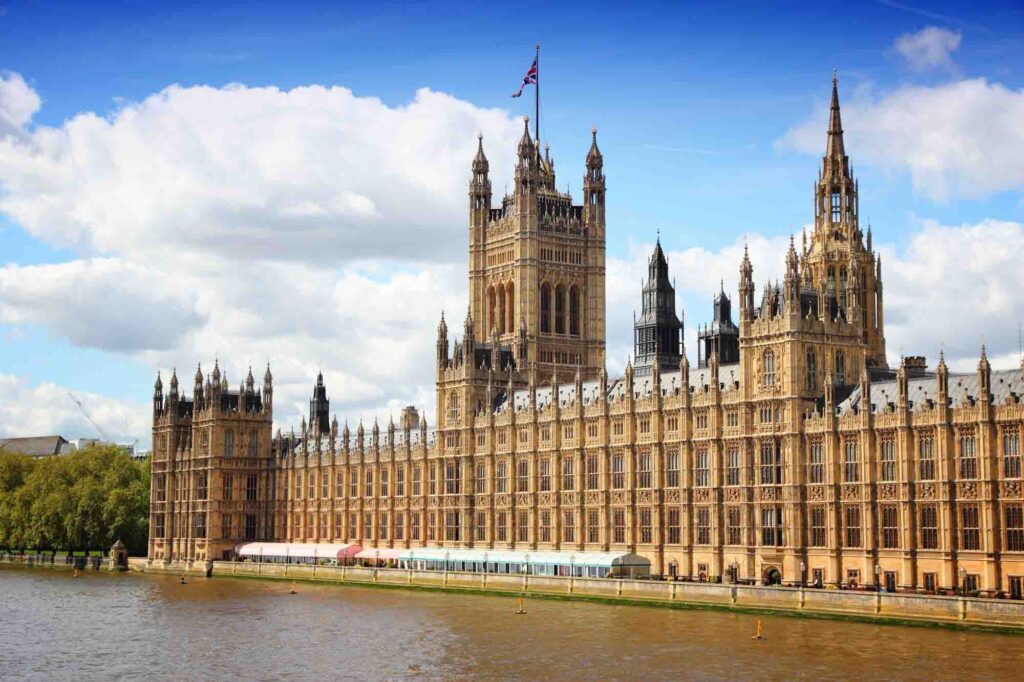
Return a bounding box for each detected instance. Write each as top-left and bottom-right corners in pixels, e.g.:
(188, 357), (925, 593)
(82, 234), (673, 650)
(123, 557), (1024, 634)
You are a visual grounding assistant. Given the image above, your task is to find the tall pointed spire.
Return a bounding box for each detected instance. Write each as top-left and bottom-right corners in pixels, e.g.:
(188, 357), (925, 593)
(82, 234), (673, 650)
(826, 69), (845, 160)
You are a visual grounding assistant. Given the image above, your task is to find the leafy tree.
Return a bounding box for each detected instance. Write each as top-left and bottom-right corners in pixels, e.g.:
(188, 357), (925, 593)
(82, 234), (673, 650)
(0, 445), (150, 555)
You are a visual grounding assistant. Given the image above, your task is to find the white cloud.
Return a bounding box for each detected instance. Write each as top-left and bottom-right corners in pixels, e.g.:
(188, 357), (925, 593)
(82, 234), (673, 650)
(0, 258), (205, 351)
(0, 72), (40, 138)
(779, 78), (1024, 201)
(0, 373), (147, 445)
(0, 79), (522, 262)
(892, 26), (962, 72)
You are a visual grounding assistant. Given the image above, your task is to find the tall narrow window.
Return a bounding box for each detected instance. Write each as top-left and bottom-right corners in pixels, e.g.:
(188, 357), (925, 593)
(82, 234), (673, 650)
(586, 454), (599, 490)
(727, 507), (742, 545)
(809, 441), (824, 484)
(562, 456), (575, 490)
(760, 440), (781, 485)
(697, 507), (711, 545)
(612, 452), (625, 489)
(639, 509), (652, 544)
(563, 510), (576, 543)
(496, 461), (508, 493)
(763, 350), (776, 387)
(496, 511), (508, 542)
(920, 505), (939, 549)
(919, 435), (935, 481)
(695, 449), (709, 487)
(806, 350), (817, 392)
(959, 432), (978, 480)
(1004, 430), (1021, 479)
(844, 441), (859, 483)
(831, 191), (841, 222)
(638, 452), (652, 489)
(540, 283), (551, 334)
(810, 507), (826, 547)
(845, 506), (862, 547)
(961, 505), (980, 550)
(760, 507), (783, 547)
(588, 509), (600, 544)
(539, 458), (551, 492)
(881, 505), (900, 548)
(835, 351), (846, 386)
(727, 447), (741, 486)
(555, 284), (566, 334)
(506, 282), (515, 334)
(475, 462), (486, 494)
(880, 439), (897, 482)
(667, 509), (681, 544)
(517, 459), (529, 492)
(224, 429), (234, 457)
(1006, 505), (1024, 552)
(666, 449), (680, 488)
(613, 509), (626, 544)
(569, 285), (580, 336)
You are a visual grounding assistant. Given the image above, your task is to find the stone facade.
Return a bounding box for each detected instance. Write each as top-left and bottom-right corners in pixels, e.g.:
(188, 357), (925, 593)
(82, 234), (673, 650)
(148, 77), (1024, 598)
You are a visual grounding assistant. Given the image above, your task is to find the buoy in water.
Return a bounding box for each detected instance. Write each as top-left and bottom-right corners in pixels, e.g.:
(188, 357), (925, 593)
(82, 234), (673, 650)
(289, 581), (297, 595)
(752, 619), (763, 640)
(72, 568), (78, 578)
(515, 597), (526, 615)
(180, 575), (187, 585)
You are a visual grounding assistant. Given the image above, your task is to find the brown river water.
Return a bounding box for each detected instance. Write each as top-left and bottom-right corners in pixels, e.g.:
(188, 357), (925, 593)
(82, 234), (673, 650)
(0, 566), (1020, 681)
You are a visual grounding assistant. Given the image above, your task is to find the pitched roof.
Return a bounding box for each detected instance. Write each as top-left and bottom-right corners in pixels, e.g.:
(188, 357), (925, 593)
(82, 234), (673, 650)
(0, 435), (71, 457)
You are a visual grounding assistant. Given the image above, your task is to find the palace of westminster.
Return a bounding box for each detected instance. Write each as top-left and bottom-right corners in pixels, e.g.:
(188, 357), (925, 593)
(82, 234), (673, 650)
(148, 77), (1024, 598)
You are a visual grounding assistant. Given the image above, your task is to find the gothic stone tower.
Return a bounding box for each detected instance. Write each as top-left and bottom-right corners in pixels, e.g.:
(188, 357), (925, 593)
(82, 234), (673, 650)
(149, 362), (275, 563)
(735, 74), (886, 584)
(467, 120), (606, 380)
(634, 238), (682, 375)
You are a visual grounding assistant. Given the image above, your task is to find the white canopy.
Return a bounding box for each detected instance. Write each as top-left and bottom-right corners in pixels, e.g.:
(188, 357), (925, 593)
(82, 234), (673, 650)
(235, 542), (361, 560)
(398, 548), (649, 569)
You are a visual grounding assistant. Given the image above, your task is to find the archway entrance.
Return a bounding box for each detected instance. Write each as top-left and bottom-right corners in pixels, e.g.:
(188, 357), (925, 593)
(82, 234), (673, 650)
(764, 567), (782, 586)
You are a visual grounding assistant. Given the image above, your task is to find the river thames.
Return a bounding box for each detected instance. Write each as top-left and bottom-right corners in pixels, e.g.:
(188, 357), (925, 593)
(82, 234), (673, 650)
(0, 567), (1020, 681)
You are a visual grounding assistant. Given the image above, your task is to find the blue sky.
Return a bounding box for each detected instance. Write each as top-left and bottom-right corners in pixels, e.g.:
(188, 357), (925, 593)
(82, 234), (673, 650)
(1, 0), (1022, 446)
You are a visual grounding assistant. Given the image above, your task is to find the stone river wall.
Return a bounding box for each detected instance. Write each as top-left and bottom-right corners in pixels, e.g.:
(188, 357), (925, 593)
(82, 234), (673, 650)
(120, 558), (1022, 632)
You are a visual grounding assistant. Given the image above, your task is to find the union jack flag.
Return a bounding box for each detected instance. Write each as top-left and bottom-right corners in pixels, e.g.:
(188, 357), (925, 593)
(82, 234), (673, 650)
(511, 58), (538, 98)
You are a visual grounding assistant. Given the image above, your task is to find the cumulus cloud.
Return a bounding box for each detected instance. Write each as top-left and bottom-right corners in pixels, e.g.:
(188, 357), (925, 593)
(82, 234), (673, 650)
(0, 258), (205, 351)
(0, 373), (148, 444)
(892, 26), (962, 72)
(779, 78), (1024, 201)
(0, 80), (522, 262)
(0, 72), (40, 138)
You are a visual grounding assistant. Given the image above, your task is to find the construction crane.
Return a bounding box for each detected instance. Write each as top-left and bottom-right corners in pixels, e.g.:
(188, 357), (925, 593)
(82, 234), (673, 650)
(67, 392), (110, 442)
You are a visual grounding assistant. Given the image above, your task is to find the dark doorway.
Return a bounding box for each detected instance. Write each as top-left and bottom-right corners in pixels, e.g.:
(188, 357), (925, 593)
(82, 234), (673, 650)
(765, 568), (782, 586)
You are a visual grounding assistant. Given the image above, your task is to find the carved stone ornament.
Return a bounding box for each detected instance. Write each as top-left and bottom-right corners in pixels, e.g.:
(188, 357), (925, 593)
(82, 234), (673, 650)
(917, 483), (936, 500)
(809, 486), (825, 501)
(516, 493), (531, 506)
(878, 484), (897, 500)
(585, 491), (602, 505)
(959, 482), (977, 500)
(561, 491), (576, 506)
(695, 489), (711, 502)
(495, 494), (510, 507)
(725, 488), (740, 502)
(612, 490), (627, 505)
(638, 490), (653, 504)
(759, 487), (777, 501)
(666, 489), (682, 503)
(1002, 481), (1021, 499)
(842, 485), (860, 501)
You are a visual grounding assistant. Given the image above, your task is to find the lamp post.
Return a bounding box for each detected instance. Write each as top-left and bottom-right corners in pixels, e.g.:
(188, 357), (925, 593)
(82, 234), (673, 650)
(799, 561), (806, 588)
(959, 567), (967, 598)
(874, 563), (881, 592)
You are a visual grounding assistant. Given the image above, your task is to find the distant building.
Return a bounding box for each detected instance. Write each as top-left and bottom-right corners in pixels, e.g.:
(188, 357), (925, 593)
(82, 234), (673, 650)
(0, 435), (73, 458)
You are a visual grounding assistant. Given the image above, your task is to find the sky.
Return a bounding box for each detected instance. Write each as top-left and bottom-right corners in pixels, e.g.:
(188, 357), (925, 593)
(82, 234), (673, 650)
(1, 0), (1022, 449)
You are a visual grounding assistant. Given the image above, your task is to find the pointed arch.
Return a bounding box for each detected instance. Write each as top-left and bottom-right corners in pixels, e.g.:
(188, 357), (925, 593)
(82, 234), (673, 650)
(506, 281), (515, 334)
(555, 283), (566, 335)
(569, 285), (580, 337)
(497, 285), (506, 334)
(540, 282), (552, 334)
(487, 286), (497, 334)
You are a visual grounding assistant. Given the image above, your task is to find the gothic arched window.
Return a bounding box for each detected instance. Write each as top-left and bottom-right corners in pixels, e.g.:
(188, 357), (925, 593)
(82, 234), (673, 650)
(569, 285), (580, 336)
(555, 284), (566, 335)
(447, 392), (460, 423)
(763, 350), (776, 387)
(540, 283), (551, 334)
(831, 191), (841, 222)
(506, 282), (515, 334)
(806, 351), (817, 392)
(835, 351), (846, 387)
(487, 286), (497, 335)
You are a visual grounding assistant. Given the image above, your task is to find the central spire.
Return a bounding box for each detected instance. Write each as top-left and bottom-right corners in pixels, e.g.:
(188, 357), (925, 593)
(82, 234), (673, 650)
(826, 69), (845, 160)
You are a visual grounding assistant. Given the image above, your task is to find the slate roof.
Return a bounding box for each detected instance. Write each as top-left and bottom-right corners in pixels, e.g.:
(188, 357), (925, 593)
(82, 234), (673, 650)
(0, 435), (72, 457)
(837, 368), (1024, 415)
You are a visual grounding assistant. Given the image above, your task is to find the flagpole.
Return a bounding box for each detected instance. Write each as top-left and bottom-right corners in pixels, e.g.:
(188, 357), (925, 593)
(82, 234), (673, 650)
(534, 43), (540, 145)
